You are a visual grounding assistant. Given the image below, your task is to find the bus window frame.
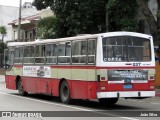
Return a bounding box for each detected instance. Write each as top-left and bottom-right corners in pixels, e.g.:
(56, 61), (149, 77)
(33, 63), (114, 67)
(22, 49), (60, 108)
(14, 46), (23, 64)
(35, 44), (46, 64)
(46, 43), (58, 65)
(58, 41), (71, 65)
(71, 39), (87, 65)
(23, 45), (35, 64)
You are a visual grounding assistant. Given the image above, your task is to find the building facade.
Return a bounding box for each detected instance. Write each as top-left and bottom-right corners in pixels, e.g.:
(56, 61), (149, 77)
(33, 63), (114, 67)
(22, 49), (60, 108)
(0, 5), (18, 42)
(9, 8), (54, 42)
(0, 2), (39, 42)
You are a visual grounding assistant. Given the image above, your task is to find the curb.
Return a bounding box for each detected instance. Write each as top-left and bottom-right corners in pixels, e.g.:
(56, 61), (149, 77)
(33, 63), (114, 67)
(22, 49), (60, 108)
(0, 75), (5, 83)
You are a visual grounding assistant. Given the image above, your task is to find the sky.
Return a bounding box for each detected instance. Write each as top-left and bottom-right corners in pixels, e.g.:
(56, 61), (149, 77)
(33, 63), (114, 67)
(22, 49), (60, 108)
(0, 0), (34, 7)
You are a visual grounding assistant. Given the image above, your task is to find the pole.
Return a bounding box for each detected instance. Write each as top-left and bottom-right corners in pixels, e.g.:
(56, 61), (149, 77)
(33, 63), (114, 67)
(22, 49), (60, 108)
(18, 0), (22, 42)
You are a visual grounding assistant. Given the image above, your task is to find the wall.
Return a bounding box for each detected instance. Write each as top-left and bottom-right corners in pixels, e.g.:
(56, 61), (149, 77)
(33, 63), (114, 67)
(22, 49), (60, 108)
(0, 5), (18, 42)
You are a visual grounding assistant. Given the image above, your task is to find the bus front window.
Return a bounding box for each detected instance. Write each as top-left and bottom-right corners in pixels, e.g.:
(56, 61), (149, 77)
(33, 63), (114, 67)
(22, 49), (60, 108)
(102, 36), (151, 62)
(4, 49), (14, 69)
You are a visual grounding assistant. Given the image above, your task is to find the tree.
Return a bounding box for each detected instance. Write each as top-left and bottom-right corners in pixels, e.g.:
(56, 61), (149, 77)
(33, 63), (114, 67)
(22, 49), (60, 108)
(136, 0), (160, 45)
(107, 0), (138, 31)
(33, 0), (108, 38)
(37, 16), (57, 39)
(0, 42), (7, 54)
(0, 26), (7, 42)
(33, 0), (160, 46)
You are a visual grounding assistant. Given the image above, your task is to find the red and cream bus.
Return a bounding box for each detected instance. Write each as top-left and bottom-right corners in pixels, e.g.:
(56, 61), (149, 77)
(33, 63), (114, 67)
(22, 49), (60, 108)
(4, 32), (155, 104)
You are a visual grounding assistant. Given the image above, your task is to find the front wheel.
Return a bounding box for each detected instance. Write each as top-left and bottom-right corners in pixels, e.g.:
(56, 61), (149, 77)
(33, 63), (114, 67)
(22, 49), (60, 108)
(18, 80), (28, 96)
(99, 98), (119, 105)
(60, 81), (71, 104)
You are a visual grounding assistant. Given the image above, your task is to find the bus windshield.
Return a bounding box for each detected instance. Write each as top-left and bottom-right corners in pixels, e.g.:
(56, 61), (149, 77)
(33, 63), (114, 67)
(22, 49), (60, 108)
(102, 36), (151, 62)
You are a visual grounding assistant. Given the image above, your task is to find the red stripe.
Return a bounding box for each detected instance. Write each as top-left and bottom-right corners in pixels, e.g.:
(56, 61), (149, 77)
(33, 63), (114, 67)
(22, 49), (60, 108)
(96, 66), (155, 69)
(51, 65), (96, 69)
(14, 65), (23, 68)
(14, 65), (155, 69)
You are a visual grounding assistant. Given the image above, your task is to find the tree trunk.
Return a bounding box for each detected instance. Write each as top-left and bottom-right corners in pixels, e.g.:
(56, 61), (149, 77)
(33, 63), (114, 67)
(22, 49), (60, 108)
(157, 0), (160, 46)
(136, 0), (157, 42)
(157, 0), (160, 29)
(2, 36), (4, 43)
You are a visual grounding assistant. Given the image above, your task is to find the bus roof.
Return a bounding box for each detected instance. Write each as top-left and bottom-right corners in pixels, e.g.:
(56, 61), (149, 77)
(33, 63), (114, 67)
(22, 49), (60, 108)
(7, 31), (152, 47)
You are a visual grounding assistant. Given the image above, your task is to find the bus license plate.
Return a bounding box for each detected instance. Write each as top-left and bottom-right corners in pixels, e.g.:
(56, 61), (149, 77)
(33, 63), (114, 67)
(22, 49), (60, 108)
(123, 84), (132, 89)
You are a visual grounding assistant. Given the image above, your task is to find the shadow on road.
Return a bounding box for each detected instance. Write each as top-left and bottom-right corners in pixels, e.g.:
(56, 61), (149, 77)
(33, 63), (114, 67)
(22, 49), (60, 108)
(11, 93), (143, 111)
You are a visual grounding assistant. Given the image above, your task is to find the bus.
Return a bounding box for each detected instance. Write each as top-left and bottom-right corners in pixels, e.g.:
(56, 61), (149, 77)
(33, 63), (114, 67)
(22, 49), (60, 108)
(4, 32), (155, 105)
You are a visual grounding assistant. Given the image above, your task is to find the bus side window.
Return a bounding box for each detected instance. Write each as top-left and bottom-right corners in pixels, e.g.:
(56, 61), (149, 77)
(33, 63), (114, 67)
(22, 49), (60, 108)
(23, 46), (34, 64)
(58, 42), (71, 64)
(72, 40), (87, 64)
(88, 39), (96, 64)
(35, 45), (45, 64)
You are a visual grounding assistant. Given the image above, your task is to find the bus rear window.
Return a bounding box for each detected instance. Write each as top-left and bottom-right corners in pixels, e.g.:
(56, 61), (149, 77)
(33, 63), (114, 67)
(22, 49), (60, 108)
(102, 36), (151, 62)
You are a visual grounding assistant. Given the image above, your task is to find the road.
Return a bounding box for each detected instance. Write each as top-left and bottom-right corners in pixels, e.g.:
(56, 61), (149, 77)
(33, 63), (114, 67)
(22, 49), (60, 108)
(0, 82), (160, 120)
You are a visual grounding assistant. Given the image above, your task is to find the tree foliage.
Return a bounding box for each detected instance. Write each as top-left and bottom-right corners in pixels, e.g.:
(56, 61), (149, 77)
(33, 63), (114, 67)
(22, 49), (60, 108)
(37, 16), (57, 39)
(33, 0), (108, 38)
(136, 0), (160, 46)
(0, 42), (7, 54)
(0, 26), (7, 42)
(107, 0), (138, 31)
(33, 0), (160, 46)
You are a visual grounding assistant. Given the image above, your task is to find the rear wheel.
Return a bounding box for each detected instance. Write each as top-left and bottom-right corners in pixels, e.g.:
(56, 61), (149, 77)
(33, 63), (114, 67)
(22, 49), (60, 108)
(60, 81), (71, 104)
(99, 98), (118, 105)
(18, 80), (28, 96)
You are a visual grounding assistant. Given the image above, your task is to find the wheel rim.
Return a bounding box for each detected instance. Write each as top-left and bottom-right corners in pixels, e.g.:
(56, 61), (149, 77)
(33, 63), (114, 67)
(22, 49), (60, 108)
(62, 85), (69, 98)
(60, 81), (70, 103)
(18, 80), (23, 94)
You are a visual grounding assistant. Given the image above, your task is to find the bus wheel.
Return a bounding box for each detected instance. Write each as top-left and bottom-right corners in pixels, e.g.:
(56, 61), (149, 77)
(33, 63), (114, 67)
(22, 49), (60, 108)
(60, 81), (70, 104)
(98, 98), (118, 105)
(18, 80), (28, 96)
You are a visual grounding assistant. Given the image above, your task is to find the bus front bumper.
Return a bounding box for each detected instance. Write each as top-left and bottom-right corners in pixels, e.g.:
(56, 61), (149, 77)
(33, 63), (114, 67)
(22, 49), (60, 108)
(97, 91), (155, 99)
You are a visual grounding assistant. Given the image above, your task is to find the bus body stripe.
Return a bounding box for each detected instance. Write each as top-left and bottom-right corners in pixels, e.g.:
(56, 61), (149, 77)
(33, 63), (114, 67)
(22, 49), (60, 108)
(14, 65), (155, 69)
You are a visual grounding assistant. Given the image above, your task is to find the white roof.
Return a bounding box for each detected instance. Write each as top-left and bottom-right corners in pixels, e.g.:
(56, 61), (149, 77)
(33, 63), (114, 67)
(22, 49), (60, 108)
(7, 32), (152, 47)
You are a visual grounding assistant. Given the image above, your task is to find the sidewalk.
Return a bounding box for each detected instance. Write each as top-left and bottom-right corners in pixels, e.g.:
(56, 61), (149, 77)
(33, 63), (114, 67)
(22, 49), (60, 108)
(156, 87), (160, 97)
(0, 68), (5, 83)
(0, 75), (5, 83)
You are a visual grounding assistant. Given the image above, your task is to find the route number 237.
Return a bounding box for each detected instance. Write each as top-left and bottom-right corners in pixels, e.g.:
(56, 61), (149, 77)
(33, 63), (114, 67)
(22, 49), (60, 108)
(133, 63), (141, 66)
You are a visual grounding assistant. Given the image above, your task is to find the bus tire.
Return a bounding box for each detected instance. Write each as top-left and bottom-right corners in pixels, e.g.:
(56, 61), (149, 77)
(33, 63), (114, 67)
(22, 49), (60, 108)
(18, 79), (28, 96)
(98, 98), (118, 105)
(60, 80), (70, 104)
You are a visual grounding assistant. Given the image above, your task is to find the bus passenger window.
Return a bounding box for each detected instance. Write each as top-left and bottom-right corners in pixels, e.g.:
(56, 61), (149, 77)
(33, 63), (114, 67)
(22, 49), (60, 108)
(23, 46), (35, 64)
(58, 42), (71, 64)
(88, 39), (96, 64)
(35, 45), (45, 64)
(72, 40), (87, 64)
(46, 44), (57, 64)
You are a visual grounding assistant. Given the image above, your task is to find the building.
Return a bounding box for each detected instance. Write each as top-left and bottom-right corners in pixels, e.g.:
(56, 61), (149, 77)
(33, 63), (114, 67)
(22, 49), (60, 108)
(0, 5), (18, 42)
(9, 13), (41, 42)
(9, 8), (54, 42)
(0, 2), (40, 42)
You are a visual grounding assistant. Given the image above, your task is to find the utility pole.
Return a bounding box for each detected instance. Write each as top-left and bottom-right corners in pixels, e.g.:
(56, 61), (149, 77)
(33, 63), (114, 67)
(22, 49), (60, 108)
(17, 0), (22, 42)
